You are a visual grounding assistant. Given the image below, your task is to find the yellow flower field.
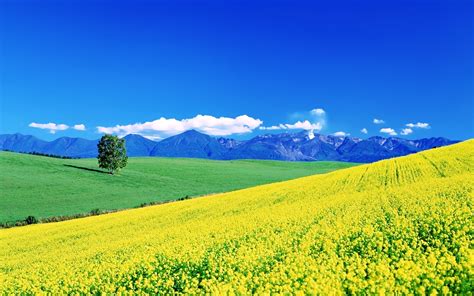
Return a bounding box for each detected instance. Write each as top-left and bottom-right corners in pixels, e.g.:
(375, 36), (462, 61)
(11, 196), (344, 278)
(1, 140), (473, 294)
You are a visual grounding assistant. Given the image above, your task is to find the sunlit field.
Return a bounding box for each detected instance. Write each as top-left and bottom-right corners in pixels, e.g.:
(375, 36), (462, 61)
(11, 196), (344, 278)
(0, 140), (472, 294)
(0, 153), (355, 223)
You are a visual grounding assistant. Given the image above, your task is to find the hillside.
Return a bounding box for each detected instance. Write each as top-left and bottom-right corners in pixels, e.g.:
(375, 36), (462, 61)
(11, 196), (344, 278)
(0, 152), (355, 223)
(0, 140), (472, 293)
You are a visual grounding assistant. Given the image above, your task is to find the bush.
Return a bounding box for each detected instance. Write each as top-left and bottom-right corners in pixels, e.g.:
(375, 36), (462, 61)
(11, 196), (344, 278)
(24, 216), (38, 225)
(177, 195), (191, 201)
(90, 209), (101, 216)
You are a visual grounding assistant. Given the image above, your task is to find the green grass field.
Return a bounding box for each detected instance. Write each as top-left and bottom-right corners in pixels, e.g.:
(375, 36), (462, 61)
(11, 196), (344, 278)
(0, 151), (357, 223)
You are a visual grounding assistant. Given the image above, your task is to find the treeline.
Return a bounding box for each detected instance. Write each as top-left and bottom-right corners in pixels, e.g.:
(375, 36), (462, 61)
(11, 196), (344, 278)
(1, 149), (78, 159)
(0, 209), (117, 228)
(0, 195), (195, 229)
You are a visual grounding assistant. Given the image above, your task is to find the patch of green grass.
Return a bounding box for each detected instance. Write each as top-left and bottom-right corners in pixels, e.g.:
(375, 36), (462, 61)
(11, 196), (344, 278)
(0, 151), (357, 223)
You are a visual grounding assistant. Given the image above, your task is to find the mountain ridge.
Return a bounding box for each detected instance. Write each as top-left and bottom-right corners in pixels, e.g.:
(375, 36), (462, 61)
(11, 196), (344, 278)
(0, 131), (459, 162)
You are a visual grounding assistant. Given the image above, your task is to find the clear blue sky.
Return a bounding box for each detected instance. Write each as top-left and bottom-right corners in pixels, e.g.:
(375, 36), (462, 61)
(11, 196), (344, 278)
(1, 0), (472, 140)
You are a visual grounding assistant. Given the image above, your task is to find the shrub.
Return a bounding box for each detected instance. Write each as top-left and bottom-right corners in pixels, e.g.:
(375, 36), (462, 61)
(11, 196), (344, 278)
(24, 216), (38, 225)
(90, 209), (101, 216)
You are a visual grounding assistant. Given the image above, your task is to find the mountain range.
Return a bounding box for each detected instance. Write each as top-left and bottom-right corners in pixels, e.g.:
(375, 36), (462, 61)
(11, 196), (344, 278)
(0, 130), (458, 163)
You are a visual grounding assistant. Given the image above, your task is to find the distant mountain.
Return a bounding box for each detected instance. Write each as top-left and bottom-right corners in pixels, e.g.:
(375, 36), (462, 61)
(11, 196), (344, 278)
(0, 131), (459, 163)
(123, 134), (157, 157)
(300, 134), (349, 160)
(336, 136), (456, 163)
(0, 133), (48, 153)
(225, 132), (314, 161)
(150, 130), (226, 159)
(43, 137), (98, 158)
(217, 137), (242, 149)
(0, 134), (98, 158)
(412, 137), (456, 150)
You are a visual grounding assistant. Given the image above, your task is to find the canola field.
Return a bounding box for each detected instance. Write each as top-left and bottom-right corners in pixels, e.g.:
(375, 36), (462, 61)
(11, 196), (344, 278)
(0, 140), (473, 294)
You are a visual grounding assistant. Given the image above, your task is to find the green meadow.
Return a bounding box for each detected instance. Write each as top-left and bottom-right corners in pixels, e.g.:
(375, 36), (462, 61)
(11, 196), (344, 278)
(0, 151), (357, 223)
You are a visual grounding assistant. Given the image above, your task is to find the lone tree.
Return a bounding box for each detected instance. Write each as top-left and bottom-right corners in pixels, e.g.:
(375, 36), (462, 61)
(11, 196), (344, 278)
(97, 135), (128, 174)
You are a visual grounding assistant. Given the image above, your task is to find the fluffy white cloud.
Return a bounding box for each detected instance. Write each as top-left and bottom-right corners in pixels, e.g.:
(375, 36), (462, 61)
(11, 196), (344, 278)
(380, 127), (397, 136)
(97, 115), (263, 138)
(259, 120), (323, 131)
(310, 108), (325, 116)
(259, 125), (283, 130)
(284, 121), (323, 130)
(73, 124), (86, 131)
(360, 128), (368, 134)
(373, 118), (385, 124)
(400, 128), (413, 135)
(29, 122), (86, 133)
(406, 122), (430, 129)
(333, 131), (350, 137)
(260, 107), (326, 132)
(29, 122), (69, 134)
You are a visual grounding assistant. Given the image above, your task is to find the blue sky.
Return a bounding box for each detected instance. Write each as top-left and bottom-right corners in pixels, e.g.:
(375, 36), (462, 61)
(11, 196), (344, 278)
(1, 0), (472, 141)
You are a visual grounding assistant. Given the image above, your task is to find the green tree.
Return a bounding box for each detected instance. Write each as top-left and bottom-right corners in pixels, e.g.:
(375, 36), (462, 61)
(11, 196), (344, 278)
(97, 135), (128, 174)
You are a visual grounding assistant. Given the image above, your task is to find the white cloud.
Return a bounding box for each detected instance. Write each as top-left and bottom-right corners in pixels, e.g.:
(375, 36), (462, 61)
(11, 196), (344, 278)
(259, 120), (323, 131)
(400, 128), (413, 135)
(73, 124), (86, 131)
(261, 107), (326, 132)
(380, 128), (397, 136)
(406, 122), (430, 129)
(97, 114), (263, 138)
(285, 121), (323, 130)
(360, 128), (368, 134)
(259, 125), (284, 130)
(373, 118), (385, 124)
(310, 108), (325, 116)
(29, 122), (69, 134)
(333, 131), (350, 137)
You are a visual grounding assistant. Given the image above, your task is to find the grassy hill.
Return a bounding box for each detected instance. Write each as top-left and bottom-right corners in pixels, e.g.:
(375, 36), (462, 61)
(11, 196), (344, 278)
(0, 152), (356, 223)
(0, 140), (472, 294)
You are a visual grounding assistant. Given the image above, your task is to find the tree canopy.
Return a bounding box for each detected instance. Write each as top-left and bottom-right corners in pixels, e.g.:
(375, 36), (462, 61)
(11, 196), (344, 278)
(97, 135), (128, 174)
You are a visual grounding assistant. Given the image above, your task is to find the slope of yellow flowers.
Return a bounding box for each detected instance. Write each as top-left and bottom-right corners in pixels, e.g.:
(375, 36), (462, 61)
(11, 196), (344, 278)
(1, 140), (473, 294)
